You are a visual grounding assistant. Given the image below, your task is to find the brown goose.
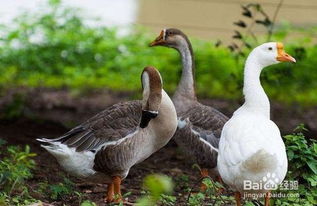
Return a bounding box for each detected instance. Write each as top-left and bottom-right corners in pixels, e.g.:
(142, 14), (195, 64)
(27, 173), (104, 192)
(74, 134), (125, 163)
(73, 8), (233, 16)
(37, 66), (177, 203)
(150, 28), (228, 187)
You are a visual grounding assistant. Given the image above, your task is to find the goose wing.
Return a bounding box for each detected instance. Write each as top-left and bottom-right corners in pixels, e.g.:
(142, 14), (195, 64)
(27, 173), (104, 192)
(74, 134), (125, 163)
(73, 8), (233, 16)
(38, 100), (142, 152)
(180, 102), (228, 138)
(174, 103), (228, 168)
(175, 118), (219, 168)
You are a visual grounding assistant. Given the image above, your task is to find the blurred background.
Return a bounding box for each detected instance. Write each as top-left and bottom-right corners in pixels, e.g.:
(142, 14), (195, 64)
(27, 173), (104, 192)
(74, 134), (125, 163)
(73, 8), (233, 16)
(1, 0), (316, 40)
(0, 1), (316, 205)
(0, 0), (316, 133)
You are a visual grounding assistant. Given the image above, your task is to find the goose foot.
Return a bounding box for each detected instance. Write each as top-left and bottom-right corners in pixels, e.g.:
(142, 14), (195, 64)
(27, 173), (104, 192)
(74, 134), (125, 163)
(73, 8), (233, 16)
(265, 191), (271, 206)
(113, 176), (123, 203)
(104, 183), (114, 203)
(104, 176), (123, 203)
(234, 192), (242, 206)
(200, 168), (209, 191)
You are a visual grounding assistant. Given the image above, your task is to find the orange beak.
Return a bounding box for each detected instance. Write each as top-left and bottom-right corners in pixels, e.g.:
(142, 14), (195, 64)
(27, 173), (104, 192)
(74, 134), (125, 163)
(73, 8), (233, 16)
(149, 30), (166, 47)
(276, 42), (296, 63)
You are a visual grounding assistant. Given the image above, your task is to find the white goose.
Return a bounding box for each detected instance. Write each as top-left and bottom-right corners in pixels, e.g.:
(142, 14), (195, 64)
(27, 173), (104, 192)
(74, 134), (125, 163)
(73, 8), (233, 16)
(217, 42), (295, 206)
(37, 66), (177, 203)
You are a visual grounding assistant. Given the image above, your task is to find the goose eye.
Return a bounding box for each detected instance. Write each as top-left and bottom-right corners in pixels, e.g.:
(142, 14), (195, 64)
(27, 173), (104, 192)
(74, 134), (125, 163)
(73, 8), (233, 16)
(268, 47), (273, 51)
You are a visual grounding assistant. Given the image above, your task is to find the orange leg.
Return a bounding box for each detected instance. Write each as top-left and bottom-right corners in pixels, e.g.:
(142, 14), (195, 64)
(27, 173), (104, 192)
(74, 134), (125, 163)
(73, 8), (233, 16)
(113, 176), (122, 203)
(265, 191), (271, 206)
(200, 168), (209, 191)
(105, 183), (114, 203)
(235, 192), (242, 206)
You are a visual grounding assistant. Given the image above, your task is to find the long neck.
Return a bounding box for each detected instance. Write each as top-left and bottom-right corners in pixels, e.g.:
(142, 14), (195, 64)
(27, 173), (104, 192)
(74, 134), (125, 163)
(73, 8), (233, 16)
(173, 40), (196, 102)
(135, 90), (177, 164)
(242, 54), (270, 118)
(150, 90), (177, 141)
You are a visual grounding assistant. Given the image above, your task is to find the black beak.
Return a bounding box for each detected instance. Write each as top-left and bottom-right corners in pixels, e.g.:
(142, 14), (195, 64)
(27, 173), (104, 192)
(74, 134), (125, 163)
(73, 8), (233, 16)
(140, 110), (158, 128)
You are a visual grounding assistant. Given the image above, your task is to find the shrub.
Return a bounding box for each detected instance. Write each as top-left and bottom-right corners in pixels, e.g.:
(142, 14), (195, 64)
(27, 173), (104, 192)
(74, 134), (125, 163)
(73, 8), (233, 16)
(0, 1), (316, 105)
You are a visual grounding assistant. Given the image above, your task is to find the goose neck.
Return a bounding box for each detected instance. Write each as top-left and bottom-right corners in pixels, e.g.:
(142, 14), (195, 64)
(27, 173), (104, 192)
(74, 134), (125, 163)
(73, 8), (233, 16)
(174, 40), (196, 101)
(242, 55), (270, 118)
(149, 90), (177, 139)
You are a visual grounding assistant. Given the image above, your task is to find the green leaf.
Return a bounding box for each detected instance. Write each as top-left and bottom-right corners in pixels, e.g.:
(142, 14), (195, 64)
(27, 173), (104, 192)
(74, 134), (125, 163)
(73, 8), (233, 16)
(143, 174), (173, 200)
(80, 200), (97, 206)
(307, 161), (317, 174)
(313, 143), (317, 153)
(287, 150), (294, 160)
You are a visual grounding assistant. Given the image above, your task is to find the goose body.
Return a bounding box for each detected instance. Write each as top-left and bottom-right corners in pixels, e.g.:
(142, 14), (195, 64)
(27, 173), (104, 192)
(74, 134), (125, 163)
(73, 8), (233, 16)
(39, 101), (141, 182)
(38, 67), (177, 202)
(218, 110), (288, 193)
(217, 42), (295, 205)
(150, 29), (228, 173)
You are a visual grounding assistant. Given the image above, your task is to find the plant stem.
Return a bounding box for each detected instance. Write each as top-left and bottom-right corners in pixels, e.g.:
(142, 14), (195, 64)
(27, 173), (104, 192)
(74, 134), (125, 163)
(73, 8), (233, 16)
(268, 0), (284, 41)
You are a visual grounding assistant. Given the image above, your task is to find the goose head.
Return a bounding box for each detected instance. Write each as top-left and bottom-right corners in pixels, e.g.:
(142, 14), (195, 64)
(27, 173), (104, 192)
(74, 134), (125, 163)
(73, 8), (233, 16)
(149, 28), (191, 51)
(140, 66), (163, 128)
(249, 42), (296, 68)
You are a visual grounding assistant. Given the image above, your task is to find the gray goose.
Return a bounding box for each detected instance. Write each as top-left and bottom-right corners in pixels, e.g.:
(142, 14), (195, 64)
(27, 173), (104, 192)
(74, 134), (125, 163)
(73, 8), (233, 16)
(150, 28), (228, 187)
(37, 66), (177, 203)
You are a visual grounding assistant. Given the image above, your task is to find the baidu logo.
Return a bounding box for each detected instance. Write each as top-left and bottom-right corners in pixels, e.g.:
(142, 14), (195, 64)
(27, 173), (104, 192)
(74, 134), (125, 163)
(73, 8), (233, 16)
(244, 172), (280, 190)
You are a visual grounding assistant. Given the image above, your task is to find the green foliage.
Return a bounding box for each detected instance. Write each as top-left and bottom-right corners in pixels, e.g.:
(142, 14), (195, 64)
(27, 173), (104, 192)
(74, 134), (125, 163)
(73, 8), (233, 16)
(37, 177), (76, 200)
(271, 125), (317, 206)
(0, 140), (80, 204)
(0, 193), (38, 206)
(0, 143), (36, 193)
(0, 139), (37, 205)
(136, 174), (174, 206)
(285, 124), (317, 185)
(80, 200), (97, 206)
(187, 178), (234, 206)
(0, 0), (316, 105)
(0, 93), (26, 120)
(49, 178), (74, 200)
(175, 174), (190, 193)
(188, 192), (205, 206)
(158, 194), (176, 206)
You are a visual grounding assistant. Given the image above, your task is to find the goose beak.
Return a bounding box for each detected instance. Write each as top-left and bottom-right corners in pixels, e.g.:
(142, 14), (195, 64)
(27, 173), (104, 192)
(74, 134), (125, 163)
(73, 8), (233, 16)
(150, 30), (166, 47)
(276, 42), (296, 63)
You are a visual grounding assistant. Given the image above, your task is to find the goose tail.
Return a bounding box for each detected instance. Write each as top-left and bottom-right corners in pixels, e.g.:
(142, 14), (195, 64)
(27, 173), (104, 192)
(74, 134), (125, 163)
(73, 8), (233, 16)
(37, 137), (70, 158)
(241, 149), (277, 174)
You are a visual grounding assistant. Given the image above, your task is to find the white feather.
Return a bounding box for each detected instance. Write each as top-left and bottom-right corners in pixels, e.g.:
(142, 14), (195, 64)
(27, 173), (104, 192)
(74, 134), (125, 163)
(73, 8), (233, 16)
(40, 142), (97, 179)
(177, 118), (187, 129)
(217, 43), (288, 195)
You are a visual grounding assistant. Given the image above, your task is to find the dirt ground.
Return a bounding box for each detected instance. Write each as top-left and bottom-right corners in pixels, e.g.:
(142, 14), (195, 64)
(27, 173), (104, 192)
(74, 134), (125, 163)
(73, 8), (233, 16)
(1, 88), (316, 205)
